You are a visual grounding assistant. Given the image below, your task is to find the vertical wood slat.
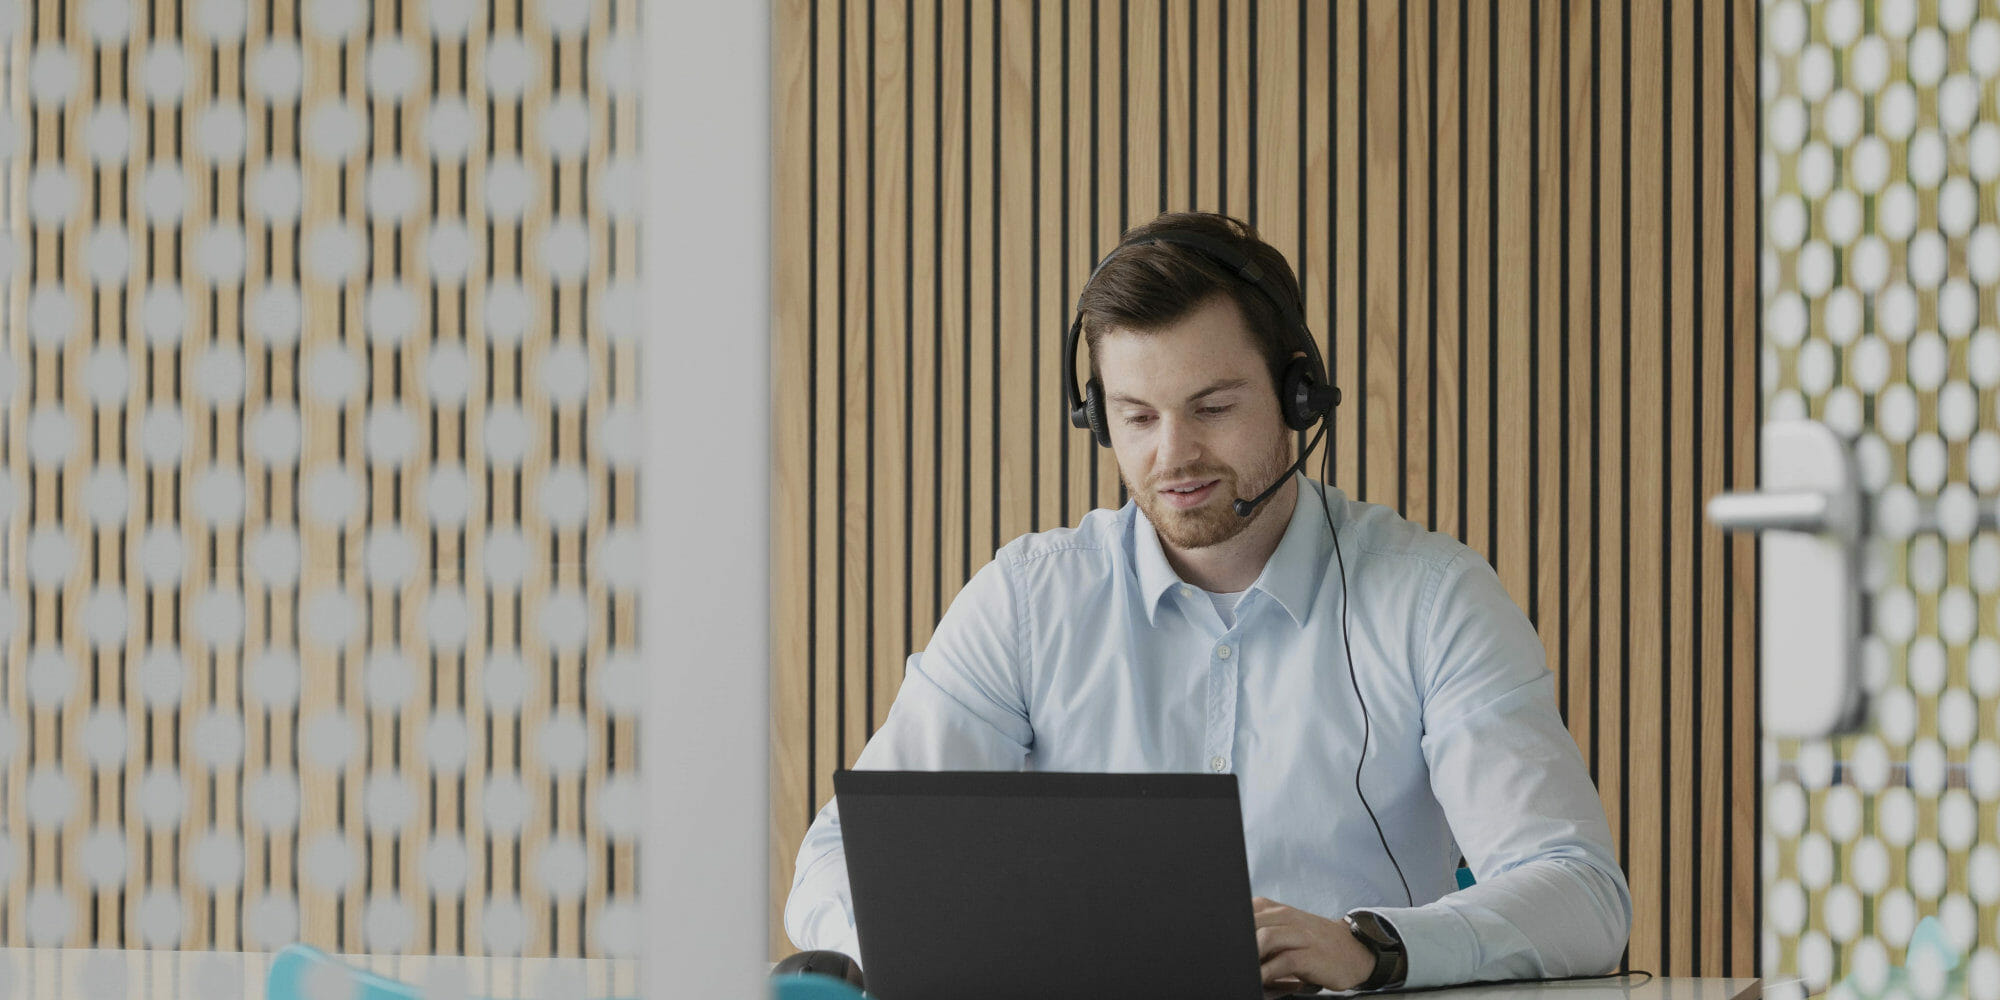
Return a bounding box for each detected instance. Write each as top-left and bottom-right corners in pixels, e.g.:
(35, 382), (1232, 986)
(809, 0), (843, 949)
(874, 0), (913, 739)
(1533, 0), (1565, 778)
(1400, 0), (1433, 532)
(1562, 0), (1596, 848)
(1061, 0), (1093, 534)
(1493, 1), (1530, 610)
(772, 0), (1760, 976)
(1696, 0), (1731, 973)
(1461, 0), (1492, 563)
(996, 2), (1034, 581)
(1031, 1), (1066, 579)
(1728, 0), (1760, 975)
(840, 0), (873, 815)
(768, 0), (814, 959)
(1666, 0), (1698, 975)
(1091, 0), (1125, 510)
(1625, 0), (1666, 970)
(1431, 0), (1463, 547)
(937, 0), (970, 641)
(963, 0), (994, 615)
(911, 0), (942, 655)
(1593, 0), (1630, 971)
(1361, 0), (1398, 515)
(1330, 0), (1361, 496)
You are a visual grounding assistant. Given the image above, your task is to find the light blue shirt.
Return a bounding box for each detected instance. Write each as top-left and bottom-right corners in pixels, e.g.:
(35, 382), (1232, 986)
(785, 476), (1632, 988)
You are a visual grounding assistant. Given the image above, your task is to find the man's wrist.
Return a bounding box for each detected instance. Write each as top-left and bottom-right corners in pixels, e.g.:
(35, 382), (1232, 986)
(1343, 910), (1408, 990)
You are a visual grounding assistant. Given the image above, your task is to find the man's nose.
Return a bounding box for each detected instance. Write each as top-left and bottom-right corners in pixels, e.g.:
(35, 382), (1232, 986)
(1156, 413), (1203, 468)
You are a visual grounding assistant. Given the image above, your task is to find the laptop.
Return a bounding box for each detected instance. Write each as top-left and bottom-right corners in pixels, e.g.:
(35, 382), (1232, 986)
(834, 769), (1279, 1000)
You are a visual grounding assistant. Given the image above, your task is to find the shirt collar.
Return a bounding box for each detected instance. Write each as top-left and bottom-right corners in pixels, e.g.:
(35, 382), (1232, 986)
(1131, 506), (1185, 626)
(1130, 473), (1336, 628)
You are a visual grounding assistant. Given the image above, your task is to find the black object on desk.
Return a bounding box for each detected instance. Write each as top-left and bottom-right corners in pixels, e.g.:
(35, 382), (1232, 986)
(835, 769), (1268, 1000)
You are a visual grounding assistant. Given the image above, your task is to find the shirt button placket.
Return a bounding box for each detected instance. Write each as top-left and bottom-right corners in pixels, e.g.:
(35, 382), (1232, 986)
(1206, 642), (1238, 775)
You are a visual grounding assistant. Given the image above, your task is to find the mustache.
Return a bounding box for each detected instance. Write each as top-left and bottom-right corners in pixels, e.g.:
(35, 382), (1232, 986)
(1147, 466), (1234, 490)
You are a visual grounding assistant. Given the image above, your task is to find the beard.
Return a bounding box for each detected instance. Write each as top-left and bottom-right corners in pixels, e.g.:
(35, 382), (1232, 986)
(1126, 435), (1297, 550)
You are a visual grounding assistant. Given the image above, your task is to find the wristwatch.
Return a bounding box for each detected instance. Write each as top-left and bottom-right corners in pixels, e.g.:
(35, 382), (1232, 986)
(1343, 910), (1409, 990)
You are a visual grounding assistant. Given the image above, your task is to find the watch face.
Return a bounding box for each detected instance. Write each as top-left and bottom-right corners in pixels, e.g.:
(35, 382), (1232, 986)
(1348, 911), (1402, 949)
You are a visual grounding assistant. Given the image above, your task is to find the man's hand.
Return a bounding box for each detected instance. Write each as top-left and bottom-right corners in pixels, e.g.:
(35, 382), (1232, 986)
(1252, 897), (1378, 994)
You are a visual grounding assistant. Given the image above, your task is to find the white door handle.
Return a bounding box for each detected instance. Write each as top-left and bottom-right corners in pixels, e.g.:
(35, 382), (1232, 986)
(1705, 420), (1867, 740)
(1706, 491), (1837, 535)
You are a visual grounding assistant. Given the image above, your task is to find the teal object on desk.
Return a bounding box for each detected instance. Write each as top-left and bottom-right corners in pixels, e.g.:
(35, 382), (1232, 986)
(1455, 866), (1477, 890)
(267, 945), (423, 1000)
(267, 944), (640, 1000)
(772, 973), (870, 1000)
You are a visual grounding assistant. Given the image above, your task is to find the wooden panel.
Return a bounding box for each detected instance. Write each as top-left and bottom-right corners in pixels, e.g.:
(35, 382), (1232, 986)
(772, 0), (1761, 977)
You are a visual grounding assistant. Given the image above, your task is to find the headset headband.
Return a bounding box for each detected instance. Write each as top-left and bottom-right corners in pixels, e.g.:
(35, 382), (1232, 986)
(1062, 228), (1331, 428)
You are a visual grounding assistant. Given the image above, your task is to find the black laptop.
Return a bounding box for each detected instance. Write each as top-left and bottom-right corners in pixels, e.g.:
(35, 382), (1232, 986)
(834, 769), (1273, 1000)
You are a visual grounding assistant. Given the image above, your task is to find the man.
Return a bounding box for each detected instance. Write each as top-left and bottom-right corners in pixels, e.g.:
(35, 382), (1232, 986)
(785, 212), (1631, 991)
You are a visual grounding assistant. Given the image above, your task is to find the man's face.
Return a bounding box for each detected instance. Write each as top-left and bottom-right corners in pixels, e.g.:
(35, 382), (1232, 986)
(1096, 294), (1295, 550)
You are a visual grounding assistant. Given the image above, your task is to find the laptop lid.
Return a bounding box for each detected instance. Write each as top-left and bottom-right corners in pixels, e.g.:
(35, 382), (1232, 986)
(834, 770), (1266, 1000)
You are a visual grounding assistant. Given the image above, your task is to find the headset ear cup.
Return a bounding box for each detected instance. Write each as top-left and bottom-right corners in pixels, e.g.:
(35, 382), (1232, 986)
(1277, 356), (1324, 431)
(1084, 379), (1112, 448)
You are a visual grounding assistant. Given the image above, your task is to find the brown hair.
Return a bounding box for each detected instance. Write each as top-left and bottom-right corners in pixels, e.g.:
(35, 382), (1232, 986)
(1077, 211), (1304, 385)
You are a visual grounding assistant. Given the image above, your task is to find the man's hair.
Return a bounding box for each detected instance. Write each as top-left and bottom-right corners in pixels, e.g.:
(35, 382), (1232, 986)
(1077, 211), (1305, 386)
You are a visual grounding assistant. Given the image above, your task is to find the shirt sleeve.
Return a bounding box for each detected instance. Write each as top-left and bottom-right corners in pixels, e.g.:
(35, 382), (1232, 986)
(783, 556), (1035, 964)
(1361, 548), (1633, 988)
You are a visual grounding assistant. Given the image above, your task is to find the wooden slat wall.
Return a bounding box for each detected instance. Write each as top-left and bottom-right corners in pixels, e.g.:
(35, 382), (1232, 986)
(773, 0), (1760, 977)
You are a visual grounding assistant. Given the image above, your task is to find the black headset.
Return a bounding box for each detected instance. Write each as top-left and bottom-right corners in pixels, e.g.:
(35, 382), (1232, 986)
(1062, 228), (1340, 449)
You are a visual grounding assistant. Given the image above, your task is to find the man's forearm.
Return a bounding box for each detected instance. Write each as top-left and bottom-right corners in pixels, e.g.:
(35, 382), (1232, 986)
(1360, 853), (1632, 988)
(784, 802), (866, 963)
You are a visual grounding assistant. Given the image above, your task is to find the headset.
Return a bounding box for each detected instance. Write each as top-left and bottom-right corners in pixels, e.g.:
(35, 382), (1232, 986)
(1061, 225), (1415, 908)
(1063, 229), (1339, 453)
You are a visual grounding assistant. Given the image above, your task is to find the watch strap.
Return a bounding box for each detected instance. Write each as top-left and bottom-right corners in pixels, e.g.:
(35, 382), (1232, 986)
(1344, 910), (1409, 991)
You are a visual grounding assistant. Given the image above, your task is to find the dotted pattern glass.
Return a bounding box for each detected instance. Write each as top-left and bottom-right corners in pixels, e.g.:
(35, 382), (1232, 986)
(1762, 0), (2000, 995)
(0, 0), (642, 960)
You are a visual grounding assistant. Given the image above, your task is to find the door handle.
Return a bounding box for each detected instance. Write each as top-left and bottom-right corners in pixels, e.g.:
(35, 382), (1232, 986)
(1705, 420), (1867, 739)
(1706, 490), (1844, 536)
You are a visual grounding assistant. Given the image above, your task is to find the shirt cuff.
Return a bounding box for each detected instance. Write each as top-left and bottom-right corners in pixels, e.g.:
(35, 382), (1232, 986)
(1353, 904), (1480, 990)
(789, 900), (865, 971)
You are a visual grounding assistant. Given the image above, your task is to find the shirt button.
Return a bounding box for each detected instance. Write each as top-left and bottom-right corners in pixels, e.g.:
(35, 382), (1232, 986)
(1180, 586), (1194, 598)
(1216, 644), (1232, 659)
(1210, 756), (1228, 772)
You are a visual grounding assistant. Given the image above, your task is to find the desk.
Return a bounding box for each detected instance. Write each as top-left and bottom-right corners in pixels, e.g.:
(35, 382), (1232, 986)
(0, 953), (1752, 1000)
(0, 947), (640, 1000)
(1355, 979), (1759, 1000)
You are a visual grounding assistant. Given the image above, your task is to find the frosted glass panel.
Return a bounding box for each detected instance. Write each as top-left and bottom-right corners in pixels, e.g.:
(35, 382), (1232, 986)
(0, 0), (641, 963)
(1761, 0), (2000, 995)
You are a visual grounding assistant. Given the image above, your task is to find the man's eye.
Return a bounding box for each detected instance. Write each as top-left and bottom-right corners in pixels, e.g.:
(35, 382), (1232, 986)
(1123, 414), (1154, 426)
(1199, 405), (1232, 416)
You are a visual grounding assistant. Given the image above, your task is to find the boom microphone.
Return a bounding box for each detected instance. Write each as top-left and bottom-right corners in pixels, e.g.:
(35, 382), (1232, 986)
(1232, 422), (1329, 518)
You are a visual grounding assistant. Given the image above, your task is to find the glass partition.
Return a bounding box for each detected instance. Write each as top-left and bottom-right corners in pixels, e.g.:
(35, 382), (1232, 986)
(0, 0), (642, 992)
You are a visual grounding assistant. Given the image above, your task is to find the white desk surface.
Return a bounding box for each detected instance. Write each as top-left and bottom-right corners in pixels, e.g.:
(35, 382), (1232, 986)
(1354, 978), (1759, 1000)
(0, 947), (640, 999)
(0, 950), (1753, 1000)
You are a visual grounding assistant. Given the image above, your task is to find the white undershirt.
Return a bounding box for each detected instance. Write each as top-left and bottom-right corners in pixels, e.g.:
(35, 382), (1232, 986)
(1205, 588), (1249, 628)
